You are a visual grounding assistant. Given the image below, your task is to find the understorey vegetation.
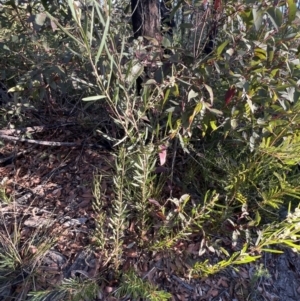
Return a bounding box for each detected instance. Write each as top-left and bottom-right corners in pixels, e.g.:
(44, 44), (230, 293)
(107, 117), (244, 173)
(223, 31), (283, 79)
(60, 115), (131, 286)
(1, 0), (300, 300)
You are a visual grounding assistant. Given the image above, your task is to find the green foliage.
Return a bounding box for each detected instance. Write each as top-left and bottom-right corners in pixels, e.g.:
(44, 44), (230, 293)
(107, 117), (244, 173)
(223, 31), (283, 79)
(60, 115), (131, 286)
(1, 0), (300, 299)
(189, 204), (300, 278)
(29, 278), (99, 301)
(247, 263), (271, 300)
(152, 191), (221, 250)
(0, 1), (72, 94)
(117, 270), (172, 301)
(190, 244), (260, 278)
(0, 214), (55, 300)
(0, 184), (10, 204)
(93, 145), (159, 266)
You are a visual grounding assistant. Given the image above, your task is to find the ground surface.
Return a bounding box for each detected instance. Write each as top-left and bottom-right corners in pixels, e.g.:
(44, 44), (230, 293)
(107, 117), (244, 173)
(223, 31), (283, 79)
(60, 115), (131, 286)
(0, 111), (300, 301)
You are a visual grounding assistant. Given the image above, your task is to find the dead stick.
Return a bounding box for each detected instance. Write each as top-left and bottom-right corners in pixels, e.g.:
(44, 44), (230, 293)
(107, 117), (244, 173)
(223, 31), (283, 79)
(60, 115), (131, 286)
(0, 123), (76, 136)
(0, 134), (80, 147)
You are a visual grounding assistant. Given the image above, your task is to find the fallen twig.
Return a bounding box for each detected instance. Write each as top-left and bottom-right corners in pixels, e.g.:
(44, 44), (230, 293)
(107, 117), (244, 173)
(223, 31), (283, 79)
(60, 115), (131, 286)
(0, 123), (76, 136)
(0, 134), (81, 146)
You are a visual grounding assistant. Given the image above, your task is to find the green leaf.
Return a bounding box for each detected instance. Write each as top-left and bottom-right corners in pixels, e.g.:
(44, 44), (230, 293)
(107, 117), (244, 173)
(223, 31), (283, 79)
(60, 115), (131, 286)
(204, 84), (214, 105)
(82, 95), (106, 101)
(266, 7), (283, 30)
(210, 120), (218, 131)
(267, 45), (275, 63)
(95, 3), (111, 65)
(252, 7), (263, 31)
(270, 68), (279, 78)
(217, 40), (230, 57)
(240, 9), (253, 29)
(8, 86), (24, 92)
(261, 248), (284, 254)
(205, 106), (223, 116)
(163, 88), (171, 106)
(162, 36), (171, 48)
(171, 84), (179, 97)
(231, 119), (238, 129)
(188, 89), (198, 101)
(254, 48), (267, 60)
(287, 0), (297, 23)
(68, 0), (80, 22)
(234, 255), (260, 264)
(89, 7), (95, 47)
(283, 240), (300, 250)
(46, 13), (84, 47)
(0, 42), (10, 51)
(179, 194), (190, 203)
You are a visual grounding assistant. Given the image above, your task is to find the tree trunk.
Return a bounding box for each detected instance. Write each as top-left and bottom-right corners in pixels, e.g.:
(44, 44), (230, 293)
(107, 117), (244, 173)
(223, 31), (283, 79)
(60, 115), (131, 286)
(131, 0), (161, 41)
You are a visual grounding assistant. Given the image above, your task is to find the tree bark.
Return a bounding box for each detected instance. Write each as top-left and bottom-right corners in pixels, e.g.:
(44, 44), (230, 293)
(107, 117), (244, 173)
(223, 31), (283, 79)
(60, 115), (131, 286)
(131, 0), (161, 40)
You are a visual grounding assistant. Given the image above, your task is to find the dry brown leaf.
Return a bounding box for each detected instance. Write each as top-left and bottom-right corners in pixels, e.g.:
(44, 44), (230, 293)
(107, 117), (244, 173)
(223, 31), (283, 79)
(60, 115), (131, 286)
(263, 290), (280, 301)
(208, 288), (219, 297)
(125, 250), (138, 258)
(77, 200), (91, 208)
(105, 286), (114, 293)
(81, 192), (94, 198)
(24, 216), (52, 228)
(239, 267), (249, 279)
(218, 276), (229, 288)
(29, 245), (38, 254)
(51, 188), (62, 197)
